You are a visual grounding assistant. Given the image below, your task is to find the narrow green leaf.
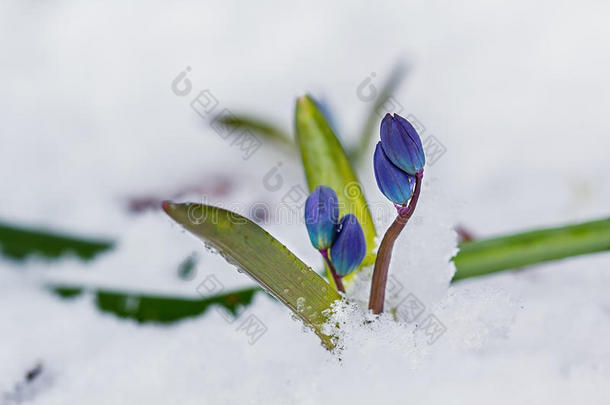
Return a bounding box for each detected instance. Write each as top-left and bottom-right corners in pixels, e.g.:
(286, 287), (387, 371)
(217, 114), (293, 147)
(0, 221), (113, 261)
(163, 202), (341, 348)
(453, 217), (610, 280)
(42, 218), (609, 325)
(349, 63), (407, 165)
(295, 95), (377, 282)
(50, 285), (259, 322)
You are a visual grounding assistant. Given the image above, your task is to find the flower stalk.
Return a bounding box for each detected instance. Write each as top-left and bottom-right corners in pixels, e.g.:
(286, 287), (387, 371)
(320, 249), (345, 293)
(369, 170), (423, 314)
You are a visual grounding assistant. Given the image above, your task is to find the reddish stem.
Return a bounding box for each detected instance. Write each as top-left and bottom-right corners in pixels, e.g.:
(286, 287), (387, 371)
(455, 224), (476, 243)
(368, 170), (423, 314)
(320, 249), (345, 293)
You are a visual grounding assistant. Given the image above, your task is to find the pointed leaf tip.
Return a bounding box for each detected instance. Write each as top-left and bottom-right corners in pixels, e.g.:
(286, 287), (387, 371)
(161, 201), (173, 213)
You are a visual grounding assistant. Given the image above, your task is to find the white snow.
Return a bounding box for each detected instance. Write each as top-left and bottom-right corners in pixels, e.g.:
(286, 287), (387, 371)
(1, 0), (610, 403)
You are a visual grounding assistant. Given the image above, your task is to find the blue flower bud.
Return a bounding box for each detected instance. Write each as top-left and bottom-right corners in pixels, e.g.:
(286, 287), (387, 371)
(304, 185), (339, 250)
(330, 214), (366, 276)
(380, 113), (425, 175)
(373, 142), (415, 205)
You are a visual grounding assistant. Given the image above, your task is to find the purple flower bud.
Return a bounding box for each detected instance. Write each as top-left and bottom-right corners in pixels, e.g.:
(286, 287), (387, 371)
(304, 185), (339, 250)
(330, 214), (366, 276)
(380, 113), (425, 175)
(373, 142), (415, 205)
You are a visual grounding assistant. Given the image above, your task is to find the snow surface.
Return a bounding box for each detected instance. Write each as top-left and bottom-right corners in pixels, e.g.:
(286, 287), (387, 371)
(1, 0), (610, 403)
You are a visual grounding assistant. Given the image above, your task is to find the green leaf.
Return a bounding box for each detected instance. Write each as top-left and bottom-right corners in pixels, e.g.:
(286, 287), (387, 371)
(162, 202), (341, 349)
(453, 217), (610, 281)
(349, 63), (407, 165)
(42, 218), (608, 327)
(295, 95), (377, 283)
(217, 114), (293, 147)
(50, 285), (260, 322)
(0, 221), (113, 261)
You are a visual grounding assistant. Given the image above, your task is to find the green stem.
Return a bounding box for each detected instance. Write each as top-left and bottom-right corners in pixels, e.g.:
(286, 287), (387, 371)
(369, 171), (423, 314)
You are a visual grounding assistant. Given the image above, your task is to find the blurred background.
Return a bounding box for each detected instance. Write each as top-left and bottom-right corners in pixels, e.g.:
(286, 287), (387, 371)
(1, 0), (609, 403)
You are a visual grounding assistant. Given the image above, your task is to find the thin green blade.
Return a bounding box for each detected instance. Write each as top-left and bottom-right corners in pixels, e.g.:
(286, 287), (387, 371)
(295, 95), (377, 283)
(50, 285), (259, 323)
(163, 202), (341, 348)
(349, 62), (407, 165)
(217, 114), (293, 147)
(0, 221), (113, 261)
(453, 217), (610, 280)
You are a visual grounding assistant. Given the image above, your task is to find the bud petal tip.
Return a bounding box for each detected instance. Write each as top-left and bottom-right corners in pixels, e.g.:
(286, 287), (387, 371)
(380, 113), (425, 175)
(304, 185), (339, 250)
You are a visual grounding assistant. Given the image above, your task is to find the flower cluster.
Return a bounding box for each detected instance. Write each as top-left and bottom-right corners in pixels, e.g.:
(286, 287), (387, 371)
(304, 185), (366, 291)
(303, 113), (425, 306)
(373, 113), (425, 206)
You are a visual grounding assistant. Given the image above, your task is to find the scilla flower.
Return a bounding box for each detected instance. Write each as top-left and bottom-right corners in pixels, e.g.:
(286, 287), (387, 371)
(369, 113), (426, 314)
(304, 186), (366, 292)
(373, 142), (416, 205)
(304, 185), (339, 250)
(380, 113), (425, 175)
(330, 214), (366, 276)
